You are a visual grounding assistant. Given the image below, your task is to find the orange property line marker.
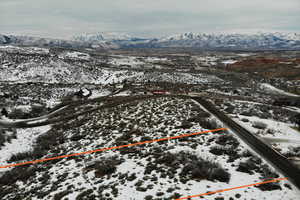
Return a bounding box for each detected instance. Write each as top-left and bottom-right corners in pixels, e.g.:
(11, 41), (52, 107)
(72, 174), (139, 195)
(0, 128), (227, 169)
(176, 177), (288, 200)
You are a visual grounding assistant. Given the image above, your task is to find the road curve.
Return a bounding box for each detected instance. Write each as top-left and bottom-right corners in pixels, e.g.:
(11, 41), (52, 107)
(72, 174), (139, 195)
(193, 97), (300, 191)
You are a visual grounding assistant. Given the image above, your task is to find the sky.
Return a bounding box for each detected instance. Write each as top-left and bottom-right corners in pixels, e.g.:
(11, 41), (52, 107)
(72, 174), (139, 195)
(0, 0), (300, 39)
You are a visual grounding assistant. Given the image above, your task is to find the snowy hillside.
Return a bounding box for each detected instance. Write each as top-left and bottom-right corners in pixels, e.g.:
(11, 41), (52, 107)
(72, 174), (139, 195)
(0, 47), (221, 85)
(0, 34), (113, 49)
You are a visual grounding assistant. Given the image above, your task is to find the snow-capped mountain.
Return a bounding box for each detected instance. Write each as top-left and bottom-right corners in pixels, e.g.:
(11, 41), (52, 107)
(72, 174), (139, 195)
(73, 32), (146, 42)
(146, 32), (300, 50)
(1, 32), (300, 50)
(73, 32), (150, 48)
(73, 32), (300, 50)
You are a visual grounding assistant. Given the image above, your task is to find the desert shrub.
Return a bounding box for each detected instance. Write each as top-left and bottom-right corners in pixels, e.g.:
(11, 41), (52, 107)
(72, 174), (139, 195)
(95, 164), (116, 177)
(198, 119), (219, 129)
(252, 121), (268, 129)
(260, 164), (279, 179)
(241, 149), (253, 157)
(210, 145), (240, 162)
(85, 156), (123, 178)
(209, 146), (224, 155)
(54, 190), (72, 200)
(0, 128), (17, 147)
(255, 182), (281, 191)
(175, 152), (230, 183)
(8, 146), (45, 163)
(181, 159), (230, 183)
(30, 104), (47, 118)
(240, 109), (256, 117)
(0, 166), (37, 185)
(70, 134), (85, 141)
(35, 129), (64, 151)
(236, 157), (263, 175)
(224, 105), (235, 114)
(215, 134), (239, 147)
(236, 161), (256, 174)
(241, 118), (249, 122)
(8, 108), (29, 119)
(178, 121), (193, 129)
(156, 152), (177, 166)
(76, 189), (96, 200)
(209, 168), (231, 183)
(0, 132), (5, 146)
(9, 151), (36, 162)
(267, 128), (276, 135)
(284, 146), (300, 157)
(151, 151), (230, 183)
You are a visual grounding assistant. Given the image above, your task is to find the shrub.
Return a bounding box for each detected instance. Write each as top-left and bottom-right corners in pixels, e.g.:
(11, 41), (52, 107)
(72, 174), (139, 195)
(236, 158), (260, 174)
(0, 129), (17, 147)
(209, 146), (224, 155)
(0, 131), (5, 146)
(178, 121), (193, 129)
(260, 164), (279, 179)
(54, 190), (72, 200)
(9, 151), (36, 162)
(196, 112), (211, 118)
(85, 156), (123, 178)
(241, 118), (249, 122)
(255, 182), (281, 191)
(241, 149), (253, 157)
(224, 106), (235, 114)
(209, 168), (231, 183)
(198, 119), (219, 130)
(215, 134), (239, 147)
(252, 121), (267, 129)
(76, 189), (96, 200)
(30, 104), (47, 118)
(156, 152), (177, 166)
(177, 152), (231, 183)
(8, 108), (27, 119)
(0, 166), (37, 185)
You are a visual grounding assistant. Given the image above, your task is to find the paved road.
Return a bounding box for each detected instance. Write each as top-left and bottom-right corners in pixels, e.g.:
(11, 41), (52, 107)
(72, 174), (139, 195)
(193, 97), (300, 190)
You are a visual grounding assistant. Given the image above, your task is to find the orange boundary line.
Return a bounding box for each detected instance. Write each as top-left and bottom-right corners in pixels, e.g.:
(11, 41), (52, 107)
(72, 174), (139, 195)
(0, 128), (227, 169)
(176, 177), (288, 200)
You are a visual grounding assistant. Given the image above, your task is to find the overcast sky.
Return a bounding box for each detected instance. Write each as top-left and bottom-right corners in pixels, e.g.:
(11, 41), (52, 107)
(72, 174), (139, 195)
(1, 0), (299, 39)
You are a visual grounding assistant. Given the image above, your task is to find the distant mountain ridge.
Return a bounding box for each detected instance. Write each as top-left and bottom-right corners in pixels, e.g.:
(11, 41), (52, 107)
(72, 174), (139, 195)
(0, 34), (116, 49)
(73, 32), (148, 42)
(1, 32), (300, 50)
(145, 32), (300, 50)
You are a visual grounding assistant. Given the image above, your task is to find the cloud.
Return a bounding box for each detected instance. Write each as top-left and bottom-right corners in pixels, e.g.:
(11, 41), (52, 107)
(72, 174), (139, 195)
(0, 0), (299, 39)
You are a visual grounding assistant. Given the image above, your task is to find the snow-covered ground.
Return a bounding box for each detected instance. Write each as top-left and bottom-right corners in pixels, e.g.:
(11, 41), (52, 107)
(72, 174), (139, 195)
(0, 58), (222, 84)
(222, 59), (237, 65)
(0, 125), (51, 174)
(259, 83), (299, 97)
(0, 45), (49, 54)
(59, 51), (90, 60)
(1, 97), (297, 199)
(233, 114), (300, 156)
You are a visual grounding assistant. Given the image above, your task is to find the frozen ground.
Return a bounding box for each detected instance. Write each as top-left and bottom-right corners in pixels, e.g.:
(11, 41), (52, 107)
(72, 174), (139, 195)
(0, 125), (51, 174)
(259, 83), (299, 97)
(0, 97), (297, 199)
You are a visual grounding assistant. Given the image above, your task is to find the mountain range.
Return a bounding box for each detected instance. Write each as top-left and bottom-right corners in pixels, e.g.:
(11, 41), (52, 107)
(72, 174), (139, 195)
(1, 32), (300, 50)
